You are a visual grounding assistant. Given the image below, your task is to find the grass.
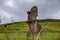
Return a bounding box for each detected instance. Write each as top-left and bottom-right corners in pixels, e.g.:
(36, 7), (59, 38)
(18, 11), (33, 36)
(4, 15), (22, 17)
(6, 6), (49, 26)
(0, 21), (60, 40)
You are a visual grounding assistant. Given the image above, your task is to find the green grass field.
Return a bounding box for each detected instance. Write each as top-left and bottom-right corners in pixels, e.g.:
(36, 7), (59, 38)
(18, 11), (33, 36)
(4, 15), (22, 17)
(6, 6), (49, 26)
(0, 21), (60, 40)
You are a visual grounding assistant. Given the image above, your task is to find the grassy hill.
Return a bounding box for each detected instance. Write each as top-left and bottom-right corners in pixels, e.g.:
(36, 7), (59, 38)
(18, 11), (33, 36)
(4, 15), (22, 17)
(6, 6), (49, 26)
(0, 21), (60, 40)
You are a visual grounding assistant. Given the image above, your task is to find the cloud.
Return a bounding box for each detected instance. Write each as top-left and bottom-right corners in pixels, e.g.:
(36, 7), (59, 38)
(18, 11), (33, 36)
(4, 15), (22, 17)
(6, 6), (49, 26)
(0, 8), (12, 24)
(19, 0), (35, 3)
(52, 10), (60, 19)
(38, 0), (60, 19)
(5, 0), (14, 7)
(0, 0), (60, 24)
(0, 9), (12, 18)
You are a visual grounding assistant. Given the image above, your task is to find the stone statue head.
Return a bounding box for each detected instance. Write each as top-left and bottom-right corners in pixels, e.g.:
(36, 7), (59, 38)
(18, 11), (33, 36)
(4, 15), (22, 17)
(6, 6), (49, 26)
(27, 6), (38, 21)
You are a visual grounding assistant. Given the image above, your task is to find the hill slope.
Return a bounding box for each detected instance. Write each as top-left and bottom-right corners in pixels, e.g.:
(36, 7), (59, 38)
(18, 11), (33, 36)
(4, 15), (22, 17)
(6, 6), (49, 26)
(0, 21), (60, 40)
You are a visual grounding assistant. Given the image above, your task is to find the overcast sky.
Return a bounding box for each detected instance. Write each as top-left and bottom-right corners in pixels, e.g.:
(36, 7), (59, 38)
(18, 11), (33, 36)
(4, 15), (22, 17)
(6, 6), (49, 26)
(0, 0), (60, 24)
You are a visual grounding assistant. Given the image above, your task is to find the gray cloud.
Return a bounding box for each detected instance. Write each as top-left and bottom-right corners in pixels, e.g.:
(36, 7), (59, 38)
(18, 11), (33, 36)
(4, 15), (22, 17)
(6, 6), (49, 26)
(0, 0), (60, 24)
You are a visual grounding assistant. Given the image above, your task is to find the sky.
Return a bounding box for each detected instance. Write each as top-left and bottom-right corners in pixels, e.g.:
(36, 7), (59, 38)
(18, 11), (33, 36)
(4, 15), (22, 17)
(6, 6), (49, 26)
(0, 0), (60, 24)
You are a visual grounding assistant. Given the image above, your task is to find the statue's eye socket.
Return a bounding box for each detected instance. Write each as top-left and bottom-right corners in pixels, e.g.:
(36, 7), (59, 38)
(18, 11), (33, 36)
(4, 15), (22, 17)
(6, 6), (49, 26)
(27, 11), (32, 15)
(27, 11), (31, 13)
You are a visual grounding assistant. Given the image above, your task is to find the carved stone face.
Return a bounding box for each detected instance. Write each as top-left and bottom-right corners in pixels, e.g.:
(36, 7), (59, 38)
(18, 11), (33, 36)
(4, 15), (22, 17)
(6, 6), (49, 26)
(27, 11), (36, 21)
(27, 6), (38, 21)
(31, 6), (38, 16)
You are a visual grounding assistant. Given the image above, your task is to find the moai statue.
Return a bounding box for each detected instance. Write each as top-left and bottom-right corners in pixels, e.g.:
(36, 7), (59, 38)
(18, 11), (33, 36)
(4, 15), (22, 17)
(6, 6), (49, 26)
(27, 6), (42, 40)
(27, 6), (38, 21)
